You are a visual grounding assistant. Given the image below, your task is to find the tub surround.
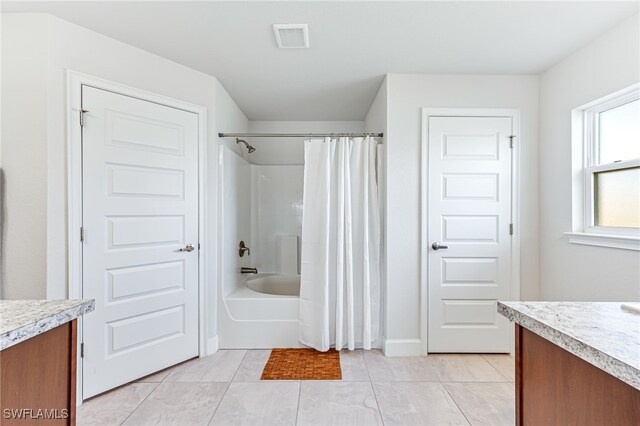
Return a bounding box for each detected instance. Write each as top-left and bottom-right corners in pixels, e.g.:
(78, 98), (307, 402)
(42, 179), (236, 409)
(0, 299), (95, 350)
(498, 301), (640, 425)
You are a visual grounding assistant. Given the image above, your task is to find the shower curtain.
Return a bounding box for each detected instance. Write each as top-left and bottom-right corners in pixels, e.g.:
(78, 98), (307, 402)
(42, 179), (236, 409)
(299, 136), (381, 351)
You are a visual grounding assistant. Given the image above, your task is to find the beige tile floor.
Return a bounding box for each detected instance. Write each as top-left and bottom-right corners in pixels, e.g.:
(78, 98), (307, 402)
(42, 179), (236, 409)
(78, 350), (515, 426)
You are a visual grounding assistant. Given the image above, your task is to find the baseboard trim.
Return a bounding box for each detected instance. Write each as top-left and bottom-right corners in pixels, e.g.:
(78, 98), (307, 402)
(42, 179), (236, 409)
(382, 338), (423, 356)
(206, 336), (219, 355)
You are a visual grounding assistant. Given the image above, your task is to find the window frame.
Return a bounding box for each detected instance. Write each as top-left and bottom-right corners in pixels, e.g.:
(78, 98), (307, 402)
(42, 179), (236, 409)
(585, 159), (640, 236)
(567, 84), (640, 250)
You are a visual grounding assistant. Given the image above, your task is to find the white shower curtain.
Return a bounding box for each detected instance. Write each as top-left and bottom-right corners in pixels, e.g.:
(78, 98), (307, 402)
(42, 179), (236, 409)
(299, 136), (381, 351)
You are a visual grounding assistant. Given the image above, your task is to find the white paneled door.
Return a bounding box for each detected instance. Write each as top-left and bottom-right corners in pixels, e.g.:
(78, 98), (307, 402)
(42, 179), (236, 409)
(428, 115), (513, 353)
(81, 86), (199, 398)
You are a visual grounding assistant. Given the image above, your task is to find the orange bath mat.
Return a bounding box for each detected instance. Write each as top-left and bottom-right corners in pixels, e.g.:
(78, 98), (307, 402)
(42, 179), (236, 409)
(261, 348), (342, 380)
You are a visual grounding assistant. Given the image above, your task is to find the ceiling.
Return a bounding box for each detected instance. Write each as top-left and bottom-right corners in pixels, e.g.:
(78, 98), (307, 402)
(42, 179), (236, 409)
(3, 1), (638, 120)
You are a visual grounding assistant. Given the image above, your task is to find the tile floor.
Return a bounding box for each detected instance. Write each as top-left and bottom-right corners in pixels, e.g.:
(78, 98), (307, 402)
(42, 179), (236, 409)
(77, 350), (515, 426)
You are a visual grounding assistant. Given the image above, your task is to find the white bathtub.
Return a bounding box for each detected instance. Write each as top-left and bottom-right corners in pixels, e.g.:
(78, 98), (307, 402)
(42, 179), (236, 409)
(220, 273), (303, 348)
(245, 273), (300, 296)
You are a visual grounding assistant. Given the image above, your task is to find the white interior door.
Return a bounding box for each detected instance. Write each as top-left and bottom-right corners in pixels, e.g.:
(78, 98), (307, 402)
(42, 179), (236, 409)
(81, 86), (199, 398)
(427, 115), (513, 353)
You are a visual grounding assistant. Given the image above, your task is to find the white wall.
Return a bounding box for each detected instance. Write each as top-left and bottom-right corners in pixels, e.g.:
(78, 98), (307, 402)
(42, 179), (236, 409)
(1, 15), (49, 299)
(385, 74), (539, 354)
(539, 14), (640, 302)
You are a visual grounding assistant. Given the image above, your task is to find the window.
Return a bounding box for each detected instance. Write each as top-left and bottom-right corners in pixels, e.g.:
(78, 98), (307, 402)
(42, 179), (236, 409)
(568, 84), (640, 250)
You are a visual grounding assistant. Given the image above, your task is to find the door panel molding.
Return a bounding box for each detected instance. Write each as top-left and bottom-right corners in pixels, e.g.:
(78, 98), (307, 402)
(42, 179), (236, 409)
(67, 71), (208, 404)
(421, 108), (521, 355)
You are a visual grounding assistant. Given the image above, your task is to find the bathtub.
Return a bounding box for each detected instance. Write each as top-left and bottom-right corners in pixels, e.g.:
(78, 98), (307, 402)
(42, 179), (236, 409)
(245, 273), (300, 296)
(219, 273), (303, 348)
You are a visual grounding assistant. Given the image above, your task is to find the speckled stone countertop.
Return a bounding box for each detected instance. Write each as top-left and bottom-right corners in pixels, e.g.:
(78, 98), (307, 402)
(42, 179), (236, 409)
(0, 299), (95, 351)
(498, 301), (640, 390)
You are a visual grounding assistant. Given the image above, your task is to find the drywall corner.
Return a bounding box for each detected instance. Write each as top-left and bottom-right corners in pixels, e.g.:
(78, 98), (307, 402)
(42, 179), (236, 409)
(215, 80), (249, 156)
(365, 77), (388, 133)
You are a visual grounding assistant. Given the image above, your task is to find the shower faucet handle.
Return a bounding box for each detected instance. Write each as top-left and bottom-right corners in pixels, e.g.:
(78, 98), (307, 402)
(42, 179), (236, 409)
(239, 241), (251, 257)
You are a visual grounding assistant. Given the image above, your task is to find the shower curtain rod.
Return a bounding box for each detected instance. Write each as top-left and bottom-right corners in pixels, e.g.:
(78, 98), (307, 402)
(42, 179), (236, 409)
(218, 132), (383, 138)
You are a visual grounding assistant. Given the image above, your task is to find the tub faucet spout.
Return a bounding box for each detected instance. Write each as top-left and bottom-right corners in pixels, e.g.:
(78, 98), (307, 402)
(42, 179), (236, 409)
(241, 267), (258, 274)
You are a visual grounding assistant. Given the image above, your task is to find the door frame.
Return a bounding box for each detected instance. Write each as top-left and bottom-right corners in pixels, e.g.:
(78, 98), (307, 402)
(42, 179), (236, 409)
(420, 108), (521, 355)
(66, 70), (208, 403)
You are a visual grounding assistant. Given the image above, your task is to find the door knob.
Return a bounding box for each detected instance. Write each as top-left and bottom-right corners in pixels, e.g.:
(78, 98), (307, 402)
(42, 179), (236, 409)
(179, 244), (195, 252)
(431, 242), (449, 250)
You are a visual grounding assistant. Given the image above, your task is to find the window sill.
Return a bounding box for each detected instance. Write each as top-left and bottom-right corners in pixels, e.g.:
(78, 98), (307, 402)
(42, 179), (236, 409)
(565, 232), (640, 251)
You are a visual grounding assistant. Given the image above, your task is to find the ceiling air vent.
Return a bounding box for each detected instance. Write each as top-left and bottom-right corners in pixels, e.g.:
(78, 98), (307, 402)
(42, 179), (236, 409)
(273, 24), (309, 49)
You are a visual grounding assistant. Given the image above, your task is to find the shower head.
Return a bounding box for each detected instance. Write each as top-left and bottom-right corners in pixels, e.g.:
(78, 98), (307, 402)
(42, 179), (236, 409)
(236, 138), (256, 154)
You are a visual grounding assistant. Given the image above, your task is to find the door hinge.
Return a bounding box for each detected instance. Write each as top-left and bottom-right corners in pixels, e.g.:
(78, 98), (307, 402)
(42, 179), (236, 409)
(509, 223), (514, 235)
(80, 227), (85, 242)
(198, 243), (201, 250)
(80, 109), (88, 127)
(509, 135), (516, 149)
(80, 343), (84, 358)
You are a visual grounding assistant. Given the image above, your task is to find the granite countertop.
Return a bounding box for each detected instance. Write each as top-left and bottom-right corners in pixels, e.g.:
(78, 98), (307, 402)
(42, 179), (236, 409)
(498, 301), (640, 390)
(0, 299), (95, 351)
